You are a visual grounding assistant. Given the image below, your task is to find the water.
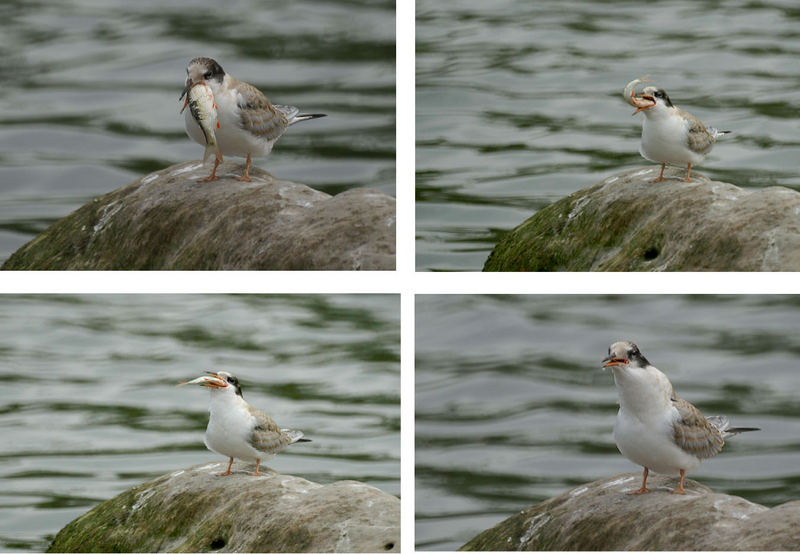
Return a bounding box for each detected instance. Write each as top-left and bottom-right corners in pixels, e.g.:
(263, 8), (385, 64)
(416, 0), (800, 271)
(416, 295), (800, 550)
(0, 0), (395, 263)
(0, 294), (400, 552)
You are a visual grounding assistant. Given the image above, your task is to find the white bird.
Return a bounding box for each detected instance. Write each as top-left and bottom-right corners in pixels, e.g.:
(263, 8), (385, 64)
(627, 82), (729, 183)
(180, 371), (310, 476)
(602, 341), (758, 495)
(179, 57), (326, 182)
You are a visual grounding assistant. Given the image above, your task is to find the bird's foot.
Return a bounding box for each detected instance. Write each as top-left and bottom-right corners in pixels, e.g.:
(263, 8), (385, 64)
(671, 487), (687, 495)
(198, 174), (219, 182)
(627, 487), (650, 495)
(249, 471), (262, 476)
(216, 470), (234, 476)
(236, 174), (252, 182)
(650, 176), (665, 183)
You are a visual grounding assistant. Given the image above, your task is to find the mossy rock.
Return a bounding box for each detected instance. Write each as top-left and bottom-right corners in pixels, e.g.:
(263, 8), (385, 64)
(3, 160), (395, 270)
(484, 167), (800, 271)
(47, 462), (399, 553)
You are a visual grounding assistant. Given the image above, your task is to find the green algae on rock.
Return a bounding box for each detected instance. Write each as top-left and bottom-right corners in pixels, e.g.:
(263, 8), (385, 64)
(460, 472), (800, 551)
(47, 462), (399, 553)
(484, 166), (800, 271)
(2, 160), (395, 271)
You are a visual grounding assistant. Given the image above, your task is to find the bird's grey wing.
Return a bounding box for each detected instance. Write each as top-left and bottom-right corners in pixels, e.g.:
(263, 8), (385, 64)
(247, 408), (294, 455)
(274, 104), (300, 122)
(234, 81), (290, 141)
(680, 109), (716, 155)
(671, 396), (725, 459)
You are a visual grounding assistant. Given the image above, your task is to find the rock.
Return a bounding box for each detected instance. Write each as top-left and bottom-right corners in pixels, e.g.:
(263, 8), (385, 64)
(460, 472), (800, 551)
(47, 461), (400, 553)
(483, 166), (800, 271)
(2, 160), (395, 270)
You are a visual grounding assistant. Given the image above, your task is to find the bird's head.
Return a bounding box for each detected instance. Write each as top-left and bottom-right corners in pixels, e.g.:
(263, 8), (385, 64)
(180, 57), (225, 100)
(633, 86), (673, 115)
(602, 341), (650, 369)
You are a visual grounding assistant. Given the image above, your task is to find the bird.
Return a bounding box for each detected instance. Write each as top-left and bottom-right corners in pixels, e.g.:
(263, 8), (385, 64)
(179, 57), (326, 182)
(602, 341), (758, 495)
(627, 82), (729, 183)
(179, 370), (310, 476)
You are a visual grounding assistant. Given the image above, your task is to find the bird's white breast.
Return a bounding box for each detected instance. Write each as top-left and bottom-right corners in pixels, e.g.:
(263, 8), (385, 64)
(640, 109), (706, 165)
(183, 84), (276, 159)
(611, 366), (701, 474)
(204, 393), (261, 462)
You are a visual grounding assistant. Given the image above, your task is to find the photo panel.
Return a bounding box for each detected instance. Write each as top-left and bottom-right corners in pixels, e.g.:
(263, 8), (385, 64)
(0, 294), (399, 552)
(416, 294), (799, 550)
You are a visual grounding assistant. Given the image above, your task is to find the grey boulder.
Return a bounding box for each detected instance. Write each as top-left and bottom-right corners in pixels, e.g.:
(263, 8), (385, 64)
(460, 472), (800, 551)
(47, 461), (400, 553)
(2, 160), (395, 270)
(483, 166), (800, 271)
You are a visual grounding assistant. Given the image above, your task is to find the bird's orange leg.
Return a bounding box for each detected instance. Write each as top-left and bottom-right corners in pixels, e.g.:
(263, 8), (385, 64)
(237, 154), (253, 182)
(683, 163), (693, 182)
(250, 458), (261, 476)
(651, 163), (666, 183)
(628, 467), (651, 495)
(199, 156), (221, 182)
(217, 457), (234, 476)
(671, 469), (687, 494)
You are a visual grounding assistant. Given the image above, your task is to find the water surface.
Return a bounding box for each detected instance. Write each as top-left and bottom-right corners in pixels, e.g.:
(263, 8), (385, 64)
(0, 294), (399, 552)
(0, 0), (395, 263)
(416, 0), (800, 270)
(416, 295), (800, 550)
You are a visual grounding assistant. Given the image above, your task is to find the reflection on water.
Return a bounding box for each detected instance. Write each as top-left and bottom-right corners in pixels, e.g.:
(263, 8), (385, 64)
(0, 0), (395, 262)
(0, 294), (399, 552)
(416, 0), (800, 270)
(416, 295), (800, 550)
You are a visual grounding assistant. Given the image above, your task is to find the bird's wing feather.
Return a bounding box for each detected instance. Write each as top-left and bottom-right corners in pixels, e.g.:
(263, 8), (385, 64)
(274, 104), (300, 121)
(247, 406), (295, 455)
(671, 396), (725, 459)
(234, 81), (289, 141)
(680, 109), (716, 155)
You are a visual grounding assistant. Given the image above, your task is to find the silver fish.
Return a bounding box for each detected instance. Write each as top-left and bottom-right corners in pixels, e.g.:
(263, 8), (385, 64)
(180, 82), (222, 163)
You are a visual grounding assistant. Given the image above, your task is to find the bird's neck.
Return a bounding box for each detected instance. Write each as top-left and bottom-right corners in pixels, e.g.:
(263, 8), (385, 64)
(208, 390), (245, 415)
(612, 365), (674, 421)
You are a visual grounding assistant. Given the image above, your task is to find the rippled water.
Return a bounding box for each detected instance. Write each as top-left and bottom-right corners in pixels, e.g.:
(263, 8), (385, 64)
(0, 294), (399, 552)
(416, 295), (800, 550)
(0, 0), (395, 263)
(416, 0), (800, 271)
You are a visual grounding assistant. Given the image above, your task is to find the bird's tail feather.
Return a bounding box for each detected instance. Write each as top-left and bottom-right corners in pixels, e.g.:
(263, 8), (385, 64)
(291, 113), (327, 125)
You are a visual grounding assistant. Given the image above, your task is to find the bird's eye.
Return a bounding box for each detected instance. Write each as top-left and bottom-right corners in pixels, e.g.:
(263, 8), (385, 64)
(204, 71), (212, 79)
(654, 91), (664, 98)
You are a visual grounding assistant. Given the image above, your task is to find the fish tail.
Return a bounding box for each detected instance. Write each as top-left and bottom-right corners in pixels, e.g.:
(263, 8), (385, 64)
(203, 143), (221, 163)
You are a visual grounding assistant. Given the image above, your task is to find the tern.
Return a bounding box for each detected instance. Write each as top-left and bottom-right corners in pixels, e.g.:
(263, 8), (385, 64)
(602, 341), (758, 495)
(180, 371), (310, 476)
(180, 57), (326, 182)
(624, 77), (729, 182)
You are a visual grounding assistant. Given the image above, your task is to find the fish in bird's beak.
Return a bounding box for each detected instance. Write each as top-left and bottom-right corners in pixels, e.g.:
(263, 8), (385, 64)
(601, 356), (628, 369)
(179, 77), (194, 101)
(632, 94), (656, 114)
(178, 371), (227, 388)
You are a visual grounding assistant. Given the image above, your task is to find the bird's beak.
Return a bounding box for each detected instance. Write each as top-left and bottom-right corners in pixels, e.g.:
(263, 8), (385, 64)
(631, 94), (656, 115)
(179, 77), (193, 101)
(177, 372), (226, 388)
(602, 357), (627, 368)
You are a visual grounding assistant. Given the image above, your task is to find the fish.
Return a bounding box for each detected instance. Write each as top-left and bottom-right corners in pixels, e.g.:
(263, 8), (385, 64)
(623, 75), (655, 113)
(180, 82), (222, 164)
